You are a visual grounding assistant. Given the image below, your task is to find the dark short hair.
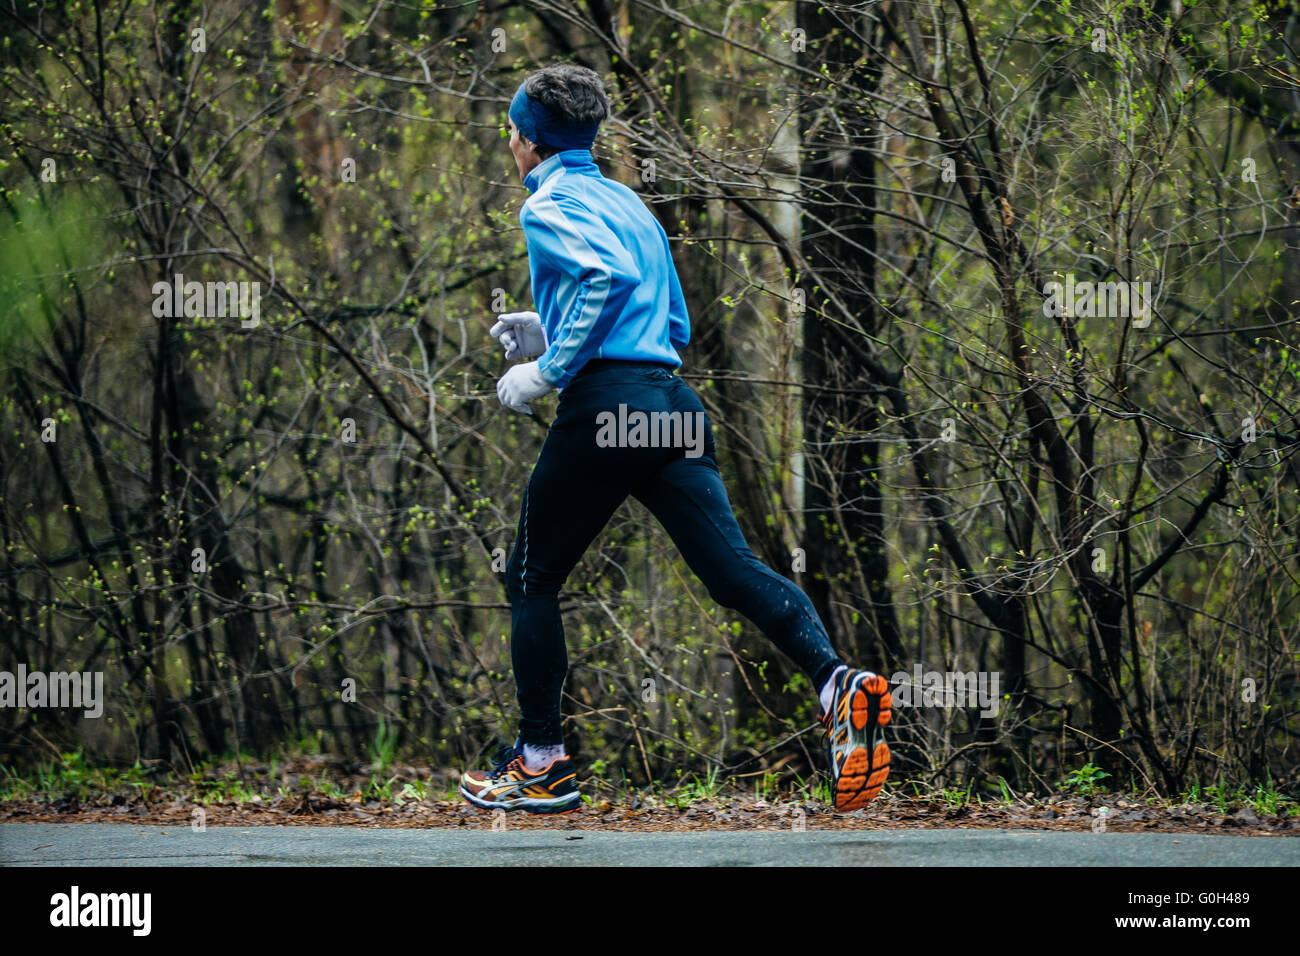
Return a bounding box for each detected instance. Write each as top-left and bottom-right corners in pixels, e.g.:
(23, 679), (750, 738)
(523, 64), (609, 158)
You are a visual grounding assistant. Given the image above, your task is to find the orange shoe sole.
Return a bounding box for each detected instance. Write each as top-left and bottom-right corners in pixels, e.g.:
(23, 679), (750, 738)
(834, 673), (892, 811)
(461, 786), (583, 815)
(468, 801), (582, 816)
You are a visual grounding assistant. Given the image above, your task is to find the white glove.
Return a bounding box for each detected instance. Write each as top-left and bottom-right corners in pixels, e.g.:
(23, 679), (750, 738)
(490, 311), (547, 360)
(496, 361), (553, 414)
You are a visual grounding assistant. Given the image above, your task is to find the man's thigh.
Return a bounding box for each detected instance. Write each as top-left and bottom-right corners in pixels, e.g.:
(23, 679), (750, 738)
(507, 414), (630, 596)
(631, 452), (759, 589)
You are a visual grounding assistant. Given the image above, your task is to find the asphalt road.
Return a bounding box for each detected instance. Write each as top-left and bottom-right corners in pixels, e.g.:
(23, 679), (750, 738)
(2, 823), (1296, 866)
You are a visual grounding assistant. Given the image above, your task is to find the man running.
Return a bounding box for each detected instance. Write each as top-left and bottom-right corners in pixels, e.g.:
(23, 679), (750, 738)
(459, 64), (891, 814)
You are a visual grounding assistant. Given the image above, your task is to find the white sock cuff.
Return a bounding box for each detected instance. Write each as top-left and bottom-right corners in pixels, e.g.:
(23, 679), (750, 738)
(522, 742), (567, 772)
(819, 665), (848, 713)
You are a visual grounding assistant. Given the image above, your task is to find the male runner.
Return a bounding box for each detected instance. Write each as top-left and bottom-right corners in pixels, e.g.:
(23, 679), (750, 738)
(459, 64), (891, 814)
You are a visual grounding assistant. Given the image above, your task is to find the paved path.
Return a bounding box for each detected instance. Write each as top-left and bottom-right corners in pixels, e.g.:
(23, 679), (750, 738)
(2, 824), (1295, 866)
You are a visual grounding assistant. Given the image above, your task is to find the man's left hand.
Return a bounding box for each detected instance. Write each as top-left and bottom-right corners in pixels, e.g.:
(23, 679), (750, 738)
(496, 361), (553, 414)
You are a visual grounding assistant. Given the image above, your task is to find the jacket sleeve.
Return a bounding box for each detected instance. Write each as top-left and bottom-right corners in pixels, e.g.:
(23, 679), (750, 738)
(523, 194), (641, 388)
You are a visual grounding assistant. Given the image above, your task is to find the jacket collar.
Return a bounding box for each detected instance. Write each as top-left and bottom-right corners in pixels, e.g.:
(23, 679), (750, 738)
(523, 149), (598, 194)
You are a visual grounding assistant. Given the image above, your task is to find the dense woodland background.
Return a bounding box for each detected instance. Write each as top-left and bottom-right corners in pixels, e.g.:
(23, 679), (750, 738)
(1, 0), (1298, 799)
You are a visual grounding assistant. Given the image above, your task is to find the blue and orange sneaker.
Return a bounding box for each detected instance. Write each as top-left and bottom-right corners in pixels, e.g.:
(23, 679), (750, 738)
(819, 669), (891, 811)
(459, 739), (581, 814)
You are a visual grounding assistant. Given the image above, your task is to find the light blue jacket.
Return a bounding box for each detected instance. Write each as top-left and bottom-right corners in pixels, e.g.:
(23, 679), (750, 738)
(520, 150), (690, 388)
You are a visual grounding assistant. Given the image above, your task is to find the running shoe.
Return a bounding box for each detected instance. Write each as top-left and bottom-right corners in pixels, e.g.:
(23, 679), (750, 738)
(459, 739), (581, 814)
(819, 668), (891, 811)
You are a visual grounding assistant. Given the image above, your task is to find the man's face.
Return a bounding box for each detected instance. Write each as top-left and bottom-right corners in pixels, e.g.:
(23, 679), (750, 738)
(508, 117), (542, 181)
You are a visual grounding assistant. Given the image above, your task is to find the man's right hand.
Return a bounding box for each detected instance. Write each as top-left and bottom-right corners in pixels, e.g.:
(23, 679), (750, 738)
(490, 311), (548, 360)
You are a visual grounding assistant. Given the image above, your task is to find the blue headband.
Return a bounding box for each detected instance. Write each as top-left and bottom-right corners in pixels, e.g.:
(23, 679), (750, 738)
(509, 81), (600, 152)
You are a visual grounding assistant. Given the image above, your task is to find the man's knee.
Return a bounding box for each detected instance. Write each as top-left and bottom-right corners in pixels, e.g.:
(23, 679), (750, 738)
(505, 548), (527, 603)
(505, 548), (564, 603)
